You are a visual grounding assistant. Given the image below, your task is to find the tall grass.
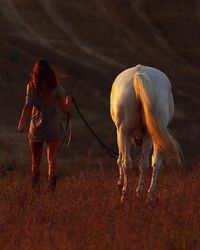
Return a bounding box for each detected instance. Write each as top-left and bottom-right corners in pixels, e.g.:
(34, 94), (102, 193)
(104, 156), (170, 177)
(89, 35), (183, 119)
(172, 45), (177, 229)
(0, 165), (199, 250)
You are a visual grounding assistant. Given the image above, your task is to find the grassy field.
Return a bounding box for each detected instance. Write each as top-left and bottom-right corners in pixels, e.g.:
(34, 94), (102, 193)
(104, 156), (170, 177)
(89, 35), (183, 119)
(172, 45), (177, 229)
(0, 165), (199, 250)
(0, 1), (200, 249)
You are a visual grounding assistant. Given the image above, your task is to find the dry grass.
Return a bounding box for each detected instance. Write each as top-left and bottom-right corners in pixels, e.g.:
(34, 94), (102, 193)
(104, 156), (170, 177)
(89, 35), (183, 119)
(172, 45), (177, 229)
(0, 166), (200, 250)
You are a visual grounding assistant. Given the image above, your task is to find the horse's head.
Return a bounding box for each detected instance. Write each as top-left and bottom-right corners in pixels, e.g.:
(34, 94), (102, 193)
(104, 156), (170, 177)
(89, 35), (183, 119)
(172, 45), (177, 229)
(131, 126), (146, 147)
(131, 136), (143, 147)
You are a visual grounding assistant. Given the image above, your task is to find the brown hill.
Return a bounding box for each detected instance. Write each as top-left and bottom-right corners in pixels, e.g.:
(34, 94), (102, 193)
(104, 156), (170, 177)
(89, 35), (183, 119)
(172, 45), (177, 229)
(0, 0), (200, 166)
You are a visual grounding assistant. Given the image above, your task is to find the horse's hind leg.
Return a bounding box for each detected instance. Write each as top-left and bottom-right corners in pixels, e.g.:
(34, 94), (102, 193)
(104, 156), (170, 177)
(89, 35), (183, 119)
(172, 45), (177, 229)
(117, 152), (123, 191)
(136, 135), (152, 199)
(148, 146), (162, 202)
(117, 127), (132, 202)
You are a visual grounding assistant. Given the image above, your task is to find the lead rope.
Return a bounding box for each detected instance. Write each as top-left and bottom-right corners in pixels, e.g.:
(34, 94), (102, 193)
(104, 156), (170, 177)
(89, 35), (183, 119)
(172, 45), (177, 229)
(59, 112), (71, 152)
(71, 97), (118, 160)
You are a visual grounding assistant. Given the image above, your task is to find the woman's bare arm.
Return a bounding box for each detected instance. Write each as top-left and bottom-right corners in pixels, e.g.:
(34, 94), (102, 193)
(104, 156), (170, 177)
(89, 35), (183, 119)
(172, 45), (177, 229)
(18, 105), (32, 133)
(59, 96), (72, 113)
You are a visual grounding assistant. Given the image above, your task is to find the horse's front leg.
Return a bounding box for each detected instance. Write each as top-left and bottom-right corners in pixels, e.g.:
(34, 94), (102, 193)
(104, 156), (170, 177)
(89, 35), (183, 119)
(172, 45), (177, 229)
(148, 146), (162, 202)
(136, 135), (152, 199)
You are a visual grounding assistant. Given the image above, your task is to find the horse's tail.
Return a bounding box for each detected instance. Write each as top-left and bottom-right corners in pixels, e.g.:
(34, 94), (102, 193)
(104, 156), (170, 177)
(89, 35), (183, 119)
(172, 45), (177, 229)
(133, 65), (182, 163)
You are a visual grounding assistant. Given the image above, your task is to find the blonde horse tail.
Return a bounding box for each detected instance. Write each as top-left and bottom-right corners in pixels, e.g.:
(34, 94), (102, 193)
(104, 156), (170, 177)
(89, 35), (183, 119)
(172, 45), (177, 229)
(133, 65), (182, 163)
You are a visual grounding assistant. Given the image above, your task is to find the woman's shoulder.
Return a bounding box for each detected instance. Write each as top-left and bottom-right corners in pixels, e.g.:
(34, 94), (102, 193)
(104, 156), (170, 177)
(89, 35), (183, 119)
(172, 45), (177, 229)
(26, 82), (38, 99)
(26, 82), (34, 93)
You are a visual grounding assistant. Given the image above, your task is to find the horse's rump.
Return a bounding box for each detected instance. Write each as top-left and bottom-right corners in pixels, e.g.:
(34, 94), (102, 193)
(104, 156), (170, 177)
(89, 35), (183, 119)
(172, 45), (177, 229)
(133, 66), (181, 163)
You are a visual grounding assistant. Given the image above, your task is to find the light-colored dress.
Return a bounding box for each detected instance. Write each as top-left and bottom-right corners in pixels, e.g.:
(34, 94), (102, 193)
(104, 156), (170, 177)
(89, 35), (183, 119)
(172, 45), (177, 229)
(25, 83), (66, 142)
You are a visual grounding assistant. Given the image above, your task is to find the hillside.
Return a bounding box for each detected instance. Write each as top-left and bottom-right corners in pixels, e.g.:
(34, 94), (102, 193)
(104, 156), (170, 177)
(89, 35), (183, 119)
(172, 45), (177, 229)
(0, 0), (200, 168)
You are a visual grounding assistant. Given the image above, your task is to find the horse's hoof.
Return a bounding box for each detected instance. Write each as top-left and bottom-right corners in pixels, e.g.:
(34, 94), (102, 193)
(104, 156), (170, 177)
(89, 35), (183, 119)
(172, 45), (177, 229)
(136, 192), (145, 201)
(116, 180), (123, 193)
(146, 195), (159, 207)
(136, 186), (145, 200)
(117, 183), (123, 191)
(120, 190), (132, 203)
(120, 195), (125, 203)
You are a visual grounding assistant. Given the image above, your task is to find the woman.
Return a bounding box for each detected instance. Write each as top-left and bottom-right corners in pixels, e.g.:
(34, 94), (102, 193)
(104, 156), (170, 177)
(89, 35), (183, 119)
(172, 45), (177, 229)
(18, 59), (72, 191)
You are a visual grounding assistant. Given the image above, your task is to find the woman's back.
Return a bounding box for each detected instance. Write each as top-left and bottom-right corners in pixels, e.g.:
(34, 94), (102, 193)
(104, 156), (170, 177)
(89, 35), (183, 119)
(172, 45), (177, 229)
(26, 83), (66, 142)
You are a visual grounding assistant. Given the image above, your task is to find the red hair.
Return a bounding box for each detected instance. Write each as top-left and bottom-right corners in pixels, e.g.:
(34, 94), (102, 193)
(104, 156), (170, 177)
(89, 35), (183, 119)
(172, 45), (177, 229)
(30, 59), (57, 101)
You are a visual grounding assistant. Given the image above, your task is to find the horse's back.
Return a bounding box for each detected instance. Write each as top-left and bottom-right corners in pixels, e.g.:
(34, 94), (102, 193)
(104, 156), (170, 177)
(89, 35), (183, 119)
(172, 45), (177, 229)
(142, 66), (172, 92)
(113, 65), (171, 90)
(110, 65), (173, 128)
(111, 65), (170, 97)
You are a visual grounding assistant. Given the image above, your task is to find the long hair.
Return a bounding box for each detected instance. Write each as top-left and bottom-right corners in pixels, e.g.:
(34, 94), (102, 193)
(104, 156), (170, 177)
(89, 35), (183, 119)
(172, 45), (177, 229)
(30, 59), (57, 102)
(133, 67), (182, 163)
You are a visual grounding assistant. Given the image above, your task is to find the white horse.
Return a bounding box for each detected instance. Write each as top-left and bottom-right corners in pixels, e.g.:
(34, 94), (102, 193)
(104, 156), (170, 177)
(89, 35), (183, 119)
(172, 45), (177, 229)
(110, 64), (182, 202)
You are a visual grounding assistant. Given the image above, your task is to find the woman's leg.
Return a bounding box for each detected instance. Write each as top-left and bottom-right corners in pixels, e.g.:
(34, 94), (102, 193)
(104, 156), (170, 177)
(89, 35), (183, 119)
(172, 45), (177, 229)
(29, 140), (43, 189)
(46, 138), (60, 191)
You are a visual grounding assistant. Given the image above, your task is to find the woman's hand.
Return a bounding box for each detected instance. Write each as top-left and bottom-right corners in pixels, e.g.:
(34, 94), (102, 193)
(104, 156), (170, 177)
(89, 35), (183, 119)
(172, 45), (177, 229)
(66, 96), (72, 111)
(18, 122), (24, 134)
(17, 105), (32, 134)
(59, 96), (72, 113)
